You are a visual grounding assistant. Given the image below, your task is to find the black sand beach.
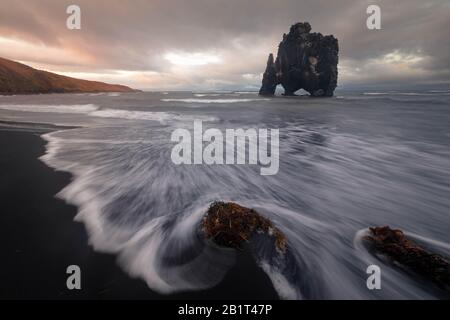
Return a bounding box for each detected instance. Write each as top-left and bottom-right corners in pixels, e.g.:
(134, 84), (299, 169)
(0, 123), (278, 300)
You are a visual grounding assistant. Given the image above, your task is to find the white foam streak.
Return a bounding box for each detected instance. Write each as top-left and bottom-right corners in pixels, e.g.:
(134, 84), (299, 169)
(0, 104), (217, 123)
(260, 261), (300, 300)
(0, 104), (99, 113)
(90, 108), (175, 122)
(161, 98), (270, 103)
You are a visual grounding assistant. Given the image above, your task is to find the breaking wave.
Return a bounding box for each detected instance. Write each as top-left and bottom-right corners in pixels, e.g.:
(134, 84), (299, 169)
(0, 104), (99, 114)
(90, 108), (217, 123)
(363, 92), (450, 96)
(0, 104), (217, 124)
(161, 98), (271, 103)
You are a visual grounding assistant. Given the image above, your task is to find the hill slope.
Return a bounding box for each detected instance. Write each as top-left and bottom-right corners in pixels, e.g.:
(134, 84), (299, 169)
(0, 57), (137, 94)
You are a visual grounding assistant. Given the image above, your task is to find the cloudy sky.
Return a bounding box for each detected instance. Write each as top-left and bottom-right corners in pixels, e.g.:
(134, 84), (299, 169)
(0, 0), (449, 90)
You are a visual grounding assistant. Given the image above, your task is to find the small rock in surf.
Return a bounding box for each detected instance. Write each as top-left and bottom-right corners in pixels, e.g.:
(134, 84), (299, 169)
(201, 201), (287, 253)
(364, 226), (450, 291)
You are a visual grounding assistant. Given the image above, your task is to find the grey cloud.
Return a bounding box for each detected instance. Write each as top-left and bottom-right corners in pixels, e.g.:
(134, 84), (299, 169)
(0, 0), (449, 89)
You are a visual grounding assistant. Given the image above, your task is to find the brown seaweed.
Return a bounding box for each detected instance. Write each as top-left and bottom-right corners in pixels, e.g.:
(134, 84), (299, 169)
(201, 201), (286, 253)
(364, 226), (450, 291)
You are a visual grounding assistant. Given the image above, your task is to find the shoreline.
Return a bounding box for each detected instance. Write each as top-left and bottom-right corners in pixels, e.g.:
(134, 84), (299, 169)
(0, 121), (279, 300)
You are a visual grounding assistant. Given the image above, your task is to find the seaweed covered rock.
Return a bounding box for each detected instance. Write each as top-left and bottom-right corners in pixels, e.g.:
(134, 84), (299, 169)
(201, 201), (286, 253)
(259, 22), (339, 97)
(365, 226), (450, 291)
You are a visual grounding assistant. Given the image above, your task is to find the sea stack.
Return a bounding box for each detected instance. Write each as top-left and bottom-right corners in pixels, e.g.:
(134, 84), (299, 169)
(259, 22), (339, 97)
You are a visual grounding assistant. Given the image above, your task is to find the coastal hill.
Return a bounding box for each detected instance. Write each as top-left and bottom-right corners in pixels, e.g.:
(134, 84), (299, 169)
(0, 57), (137, 94)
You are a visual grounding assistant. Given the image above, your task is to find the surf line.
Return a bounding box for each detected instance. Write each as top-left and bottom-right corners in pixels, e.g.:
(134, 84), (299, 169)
(170, 120), (279, 175)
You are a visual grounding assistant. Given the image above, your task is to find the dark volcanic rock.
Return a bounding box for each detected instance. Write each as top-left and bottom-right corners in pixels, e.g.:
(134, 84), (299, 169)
(259, 54), (278, 96)
(259, 22), (339, 97)
(201, 201), (286, 253)
(364, 226), (450, 291)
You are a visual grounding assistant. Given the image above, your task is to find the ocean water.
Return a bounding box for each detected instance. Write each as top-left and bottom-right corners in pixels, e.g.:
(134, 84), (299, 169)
(1, 90), (450, 299)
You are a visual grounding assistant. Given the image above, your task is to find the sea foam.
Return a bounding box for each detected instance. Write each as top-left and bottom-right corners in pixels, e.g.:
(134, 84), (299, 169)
(161, 98), (270, 103)
(0, 104), (99, 114)
(0, 104), (217, 124)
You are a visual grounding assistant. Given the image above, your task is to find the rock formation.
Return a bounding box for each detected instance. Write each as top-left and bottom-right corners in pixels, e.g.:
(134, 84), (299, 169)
(365, 226), (450, 291)
(259, 22), (339, 97)
(201, 201), (286, 253)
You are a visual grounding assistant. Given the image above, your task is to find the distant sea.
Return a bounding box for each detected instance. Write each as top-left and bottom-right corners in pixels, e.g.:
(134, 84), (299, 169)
(1, 90), (449, 299)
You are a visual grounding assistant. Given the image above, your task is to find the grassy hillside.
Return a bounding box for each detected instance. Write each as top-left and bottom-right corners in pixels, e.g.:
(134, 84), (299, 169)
(0, 57), (137, 94)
